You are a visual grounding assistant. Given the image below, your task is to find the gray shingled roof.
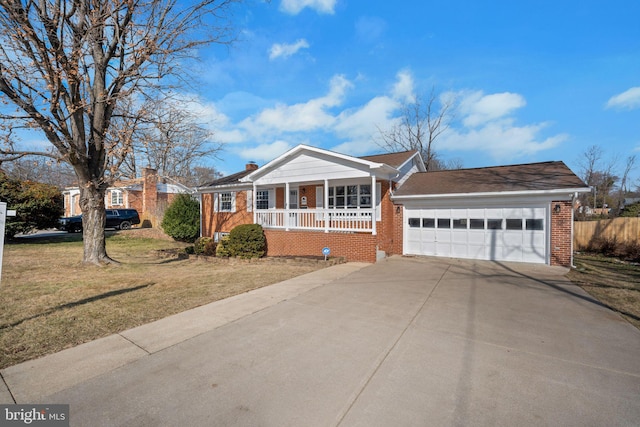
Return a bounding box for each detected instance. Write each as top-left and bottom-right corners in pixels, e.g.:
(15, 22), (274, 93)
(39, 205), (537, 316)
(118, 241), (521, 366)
(394, 161), (588, 196)
(201, 169), (254, 187)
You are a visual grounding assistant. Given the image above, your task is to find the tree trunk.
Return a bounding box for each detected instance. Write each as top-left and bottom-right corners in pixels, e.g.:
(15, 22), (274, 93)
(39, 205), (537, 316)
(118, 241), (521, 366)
(79, 183), (117, 265)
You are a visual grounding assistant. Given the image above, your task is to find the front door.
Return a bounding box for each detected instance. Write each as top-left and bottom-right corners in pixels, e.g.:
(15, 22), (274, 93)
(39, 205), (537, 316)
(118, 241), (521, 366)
(289, 188), (298, 227)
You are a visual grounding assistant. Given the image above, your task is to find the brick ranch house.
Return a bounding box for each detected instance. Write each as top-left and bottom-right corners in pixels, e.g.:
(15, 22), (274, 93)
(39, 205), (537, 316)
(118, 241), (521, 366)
(62, 168), (189, 226)
(196, 145), (590, 266)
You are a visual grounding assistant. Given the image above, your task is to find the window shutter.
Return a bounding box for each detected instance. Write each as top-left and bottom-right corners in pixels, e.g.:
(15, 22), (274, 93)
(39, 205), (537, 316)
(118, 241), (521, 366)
(376, 182), (382, 221)
(213, 193), (219, 212)
(268, 189), (275, 209)
(231, 192), (236, 213)
(246, 190), (253, 212)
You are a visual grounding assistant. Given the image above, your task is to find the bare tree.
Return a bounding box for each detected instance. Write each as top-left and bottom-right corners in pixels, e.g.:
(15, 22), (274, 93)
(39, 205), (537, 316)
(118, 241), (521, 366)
(121, 96), (221, 180)
(616, 154), (637, 212)
(578, 145), (604, 209)
(378, 88), (456, 171)
(2, 155), (76, 188)
(0, 0), (240, 264)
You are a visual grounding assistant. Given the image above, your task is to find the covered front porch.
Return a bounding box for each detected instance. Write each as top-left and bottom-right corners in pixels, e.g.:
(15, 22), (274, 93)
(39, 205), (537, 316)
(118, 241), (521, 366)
(252, 177), (381, 234)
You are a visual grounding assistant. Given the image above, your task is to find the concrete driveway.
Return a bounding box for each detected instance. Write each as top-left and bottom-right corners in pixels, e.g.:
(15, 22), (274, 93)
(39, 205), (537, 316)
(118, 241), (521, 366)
(2, 256), (640, 426)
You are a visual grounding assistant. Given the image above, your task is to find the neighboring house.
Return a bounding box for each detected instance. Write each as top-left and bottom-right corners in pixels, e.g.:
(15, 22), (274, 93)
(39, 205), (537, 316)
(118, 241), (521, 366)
(63, 168), (189, 225)
(197, 144), (590, 267)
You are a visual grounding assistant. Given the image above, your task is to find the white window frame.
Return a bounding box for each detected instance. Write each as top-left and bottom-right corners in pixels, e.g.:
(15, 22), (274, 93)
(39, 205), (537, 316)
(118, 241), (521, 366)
(328, 184), (373, 209)
(111, 189), (124, 205)
(214, 192), (236, 213)
(256, 189), (270, 210)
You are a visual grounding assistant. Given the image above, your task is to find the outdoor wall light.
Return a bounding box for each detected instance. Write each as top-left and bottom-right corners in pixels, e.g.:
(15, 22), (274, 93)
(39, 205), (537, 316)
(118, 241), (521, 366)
(396, 206), (401, 214)
(554, 204), (561, 213)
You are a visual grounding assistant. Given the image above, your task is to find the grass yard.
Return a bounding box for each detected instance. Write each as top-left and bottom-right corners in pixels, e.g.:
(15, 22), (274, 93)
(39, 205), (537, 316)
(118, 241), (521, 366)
(568, 253), (640, 329)
(0, 230), (327, 369)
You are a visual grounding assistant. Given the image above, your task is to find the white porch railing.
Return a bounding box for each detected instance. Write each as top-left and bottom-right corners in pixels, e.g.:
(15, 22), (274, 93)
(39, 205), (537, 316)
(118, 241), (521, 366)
(255, 208), (374, 232)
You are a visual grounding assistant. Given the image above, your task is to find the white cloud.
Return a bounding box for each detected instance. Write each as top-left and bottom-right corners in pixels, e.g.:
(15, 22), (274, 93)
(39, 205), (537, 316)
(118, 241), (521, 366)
(249, 74), (352, 133)
(391, 70), (415, 103)
(441, 119), (567, 160)
(269, 39), (310, 60)
(457, 91), (526, 127)
(437, 90), (566, 160)
(280, 0), (336, 15)
(606, 87), (640, 110)
(238, 140), (293, 162)
(334, 97), (399, 145)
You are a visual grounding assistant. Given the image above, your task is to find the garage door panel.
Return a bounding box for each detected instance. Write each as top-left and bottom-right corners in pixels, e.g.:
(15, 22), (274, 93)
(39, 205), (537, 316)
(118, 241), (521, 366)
(420, 229), (437, 255)
(403, 205), (547, 264)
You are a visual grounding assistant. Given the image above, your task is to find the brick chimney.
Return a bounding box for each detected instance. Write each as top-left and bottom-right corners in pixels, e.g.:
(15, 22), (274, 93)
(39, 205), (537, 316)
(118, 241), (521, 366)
(142, 168), (158, 215)
(246, 162), (259, 171)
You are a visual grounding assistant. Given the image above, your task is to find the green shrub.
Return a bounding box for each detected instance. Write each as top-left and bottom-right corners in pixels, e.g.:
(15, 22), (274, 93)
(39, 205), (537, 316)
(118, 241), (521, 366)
(192, 237), (216, 256)
(0, 172), (63, 237)
(194, 237), (211, 254)
(216, 236), (233, 257)
(161, 194), (200, 242)
(620, 202), (640, 218)
(226, 224), (266, 258)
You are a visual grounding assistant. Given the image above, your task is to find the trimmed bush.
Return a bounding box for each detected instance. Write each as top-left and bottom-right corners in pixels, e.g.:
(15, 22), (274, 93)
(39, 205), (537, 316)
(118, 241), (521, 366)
(214, 225), (266, 258)
(216, 236), (233, 257)
(227, 224), (266, 258)
(192, 237), (217, 256)
(161, 194), (200, 242)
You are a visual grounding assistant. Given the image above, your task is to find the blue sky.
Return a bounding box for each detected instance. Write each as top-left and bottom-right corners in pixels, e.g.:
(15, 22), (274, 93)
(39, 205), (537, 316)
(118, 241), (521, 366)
(184, 0), (639, 184)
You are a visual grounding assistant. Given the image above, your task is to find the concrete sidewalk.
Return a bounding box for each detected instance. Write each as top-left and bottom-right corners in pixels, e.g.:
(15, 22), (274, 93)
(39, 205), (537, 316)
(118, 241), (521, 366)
(1, 262), (369, 404)
(2, 256), (640, 426)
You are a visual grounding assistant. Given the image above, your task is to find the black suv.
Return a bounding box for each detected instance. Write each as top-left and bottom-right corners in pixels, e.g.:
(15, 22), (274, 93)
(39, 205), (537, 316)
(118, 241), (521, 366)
(59, 209), (141, 232)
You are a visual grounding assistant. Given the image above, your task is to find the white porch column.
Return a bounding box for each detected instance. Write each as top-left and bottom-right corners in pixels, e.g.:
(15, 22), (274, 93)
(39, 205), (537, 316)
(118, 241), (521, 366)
(324, 179), (329, 233)
(285, 182), (290, 231)
(371, 176), (377, 236)
(252, 183), (257, 224)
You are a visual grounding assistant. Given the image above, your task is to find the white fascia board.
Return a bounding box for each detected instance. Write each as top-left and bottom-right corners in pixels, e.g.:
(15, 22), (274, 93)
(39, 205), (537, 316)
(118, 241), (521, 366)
(397, 151), (426, 173)
(195, 183), (252, 194)
(240, 144), (398, 182)
(392, 187), (591, 202)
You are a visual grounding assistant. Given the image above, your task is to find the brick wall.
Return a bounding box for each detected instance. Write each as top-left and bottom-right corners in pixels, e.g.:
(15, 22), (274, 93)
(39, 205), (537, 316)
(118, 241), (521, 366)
(550, 200), (573, 267)
(201, 190), (253, 237)
(264, 229), (377, 263)
(391, 202), (404, 256)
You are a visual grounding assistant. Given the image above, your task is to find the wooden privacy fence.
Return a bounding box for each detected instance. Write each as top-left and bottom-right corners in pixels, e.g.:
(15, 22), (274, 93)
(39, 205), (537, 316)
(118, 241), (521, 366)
(574, 217), (640, 249)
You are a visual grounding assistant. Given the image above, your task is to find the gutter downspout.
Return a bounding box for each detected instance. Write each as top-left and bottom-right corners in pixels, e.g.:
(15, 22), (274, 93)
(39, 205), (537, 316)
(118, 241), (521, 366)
(571, 192), (577, 268)
(199, 193), (203, 238)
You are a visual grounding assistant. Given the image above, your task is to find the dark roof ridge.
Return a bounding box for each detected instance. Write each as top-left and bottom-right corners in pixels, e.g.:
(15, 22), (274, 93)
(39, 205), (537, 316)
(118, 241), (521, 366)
(358, 149), (418, 159)
(416, 160), (564, 174)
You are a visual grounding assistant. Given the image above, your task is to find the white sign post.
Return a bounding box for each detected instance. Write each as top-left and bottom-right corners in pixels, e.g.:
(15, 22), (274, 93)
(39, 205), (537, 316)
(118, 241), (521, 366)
(0, 201), (17, 284)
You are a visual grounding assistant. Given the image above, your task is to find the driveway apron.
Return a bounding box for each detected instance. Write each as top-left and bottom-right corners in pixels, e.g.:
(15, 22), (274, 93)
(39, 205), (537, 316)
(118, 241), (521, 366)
(9, 257), (640, 426)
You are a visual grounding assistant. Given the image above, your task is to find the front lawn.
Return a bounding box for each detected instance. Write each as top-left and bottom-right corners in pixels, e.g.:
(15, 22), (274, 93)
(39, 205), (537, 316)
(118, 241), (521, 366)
(568, 253), (640, 329)
(0, 230), (326, 369)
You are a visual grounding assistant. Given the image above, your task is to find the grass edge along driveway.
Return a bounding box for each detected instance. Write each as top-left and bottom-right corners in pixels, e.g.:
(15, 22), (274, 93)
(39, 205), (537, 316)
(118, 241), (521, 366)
(0, 231), (327, 369)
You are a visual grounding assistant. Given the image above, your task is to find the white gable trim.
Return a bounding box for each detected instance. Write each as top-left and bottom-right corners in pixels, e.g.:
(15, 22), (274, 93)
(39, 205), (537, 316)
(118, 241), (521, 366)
(241, 144), (398, 183)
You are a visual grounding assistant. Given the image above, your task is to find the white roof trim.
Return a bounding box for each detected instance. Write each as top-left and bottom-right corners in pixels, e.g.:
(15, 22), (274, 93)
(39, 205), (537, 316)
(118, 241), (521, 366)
(392, 187), (591, 201)
(196, 182), (253, 193)
(397, 151), (427, 173)
(240, 144), (398, 182)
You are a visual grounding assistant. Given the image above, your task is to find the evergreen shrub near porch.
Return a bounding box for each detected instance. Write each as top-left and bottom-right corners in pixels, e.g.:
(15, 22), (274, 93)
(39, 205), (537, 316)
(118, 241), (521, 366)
(217, 224), (266, 259)
(161, 194), (200, 242)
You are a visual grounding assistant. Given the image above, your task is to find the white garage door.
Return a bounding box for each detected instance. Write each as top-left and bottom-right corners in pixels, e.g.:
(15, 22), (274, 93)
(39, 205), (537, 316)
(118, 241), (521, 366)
(404, 207), (547, 264)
